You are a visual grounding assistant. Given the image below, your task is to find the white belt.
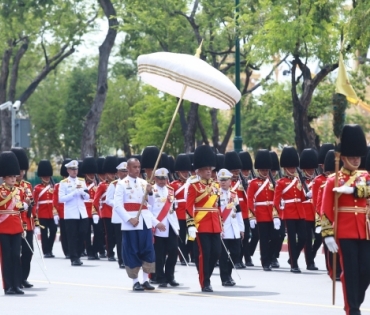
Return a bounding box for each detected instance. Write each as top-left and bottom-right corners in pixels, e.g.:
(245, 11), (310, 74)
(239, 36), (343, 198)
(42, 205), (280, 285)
(84, 199), (93, 203)
(176, 199), (186, 203)
(254, 201), (273, 206)
(38, 200), (53, 205)
(302, 199), (312, 204)
(238, 198), (244, 202)
(283, 198), (301, 204)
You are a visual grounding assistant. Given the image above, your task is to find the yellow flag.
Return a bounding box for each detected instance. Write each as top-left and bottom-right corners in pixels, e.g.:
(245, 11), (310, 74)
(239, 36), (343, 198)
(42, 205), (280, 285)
(335, 53), (358, 104)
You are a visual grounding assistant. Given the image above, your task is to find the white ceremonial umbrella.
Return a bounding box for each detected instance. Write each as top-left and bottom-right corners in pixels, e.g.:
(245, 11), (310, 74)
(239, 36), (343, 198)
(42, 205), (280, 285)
(135, 45), (241, 217)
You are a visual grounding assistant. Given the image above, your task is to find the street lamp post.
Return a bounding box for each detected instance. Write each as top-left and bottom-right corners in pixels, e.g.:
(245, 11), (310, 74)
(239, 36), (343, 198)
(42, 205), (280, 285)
(233, 0), (242, 152)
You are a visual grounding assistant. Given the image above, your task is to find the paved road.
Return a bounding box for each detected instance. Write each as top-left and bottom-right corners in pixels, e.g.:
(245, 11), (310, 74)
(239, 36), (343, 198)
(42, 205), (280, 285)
(1, 242), (370, 315)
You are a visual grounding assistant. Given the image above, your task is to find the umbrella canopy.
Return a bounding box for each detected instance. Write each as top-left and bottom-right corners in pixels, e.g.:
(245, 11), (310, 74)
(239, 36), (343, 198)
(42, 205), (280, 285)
(137, 52), (241, 110)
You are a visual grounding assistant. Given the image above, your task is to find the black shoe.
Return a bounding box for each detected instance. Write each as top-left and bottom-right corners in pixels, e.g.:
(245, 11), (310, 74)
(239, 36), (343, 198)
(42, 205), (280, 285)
(133, 282), (144, 291)
(307, 264), (319, 271)
(44, 253), (52, 258)
(168, 280), (179, 287)
(235, 263), (246, 269)
(222, 280), (235, 287)
(290, 267), (301, 273)
(142, 281), (155, 290)
(22, 280), (33, 288)
(65, 255), (70, 259)
(119, 264), (125, 269)
(81, 251), (87, 257)
(215, 261), (219, 267)
(149, 280), (158, 284)
(245, 261), (254, 267)
(158, 283), (168, 288)
(94, 254), (100, 260)
(49, 253), (55, 258)
(202, 285), (213, 292)
(271, 259), (280, 268)
(99, 253), (107, 259)
(14, 287), (24, 295)
(71, 259), (83, 266)
(108, 256), (116, 262)
(263, 266), (272, 271)
(4, 287), (16, 295)
(287, 258), (291, 265)
(88, 256), (97, 260)
(240, 262), (246, 268)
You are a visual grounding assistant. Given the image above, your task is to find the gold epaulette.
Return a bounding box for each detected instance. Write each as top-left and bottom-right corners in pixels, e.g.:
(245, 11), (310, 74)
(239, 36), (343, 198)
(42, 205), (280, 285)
(111, 179), (118, 185)
(328, 173), (336, 178)
(60, 178), (68, 183)
(78, 177), (85, 181)
(272, 206), (279, 219)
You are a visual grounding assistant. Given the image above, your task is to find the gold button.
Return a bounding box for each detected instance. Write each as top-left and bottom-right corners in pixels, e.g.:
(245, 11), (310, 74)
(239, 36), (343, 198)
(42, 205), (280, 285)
(355, 212), (358, 215)
(354, 200), (357, 203)
(355, 205), (358, 208)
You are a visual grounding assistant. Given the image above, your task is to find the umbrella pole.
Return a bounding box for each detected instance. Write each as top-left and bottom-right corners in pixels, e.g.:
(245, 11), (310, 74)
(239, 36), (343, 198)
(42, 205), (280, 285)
(136, 85), (187, 219)
(332, 150), (340, 305)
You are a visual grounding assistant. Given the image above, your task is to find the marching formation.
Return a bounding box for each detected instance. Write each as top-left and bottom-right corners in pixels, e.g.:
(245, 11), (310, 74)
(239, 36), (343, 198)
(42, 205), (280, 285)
(0, 124), (369, 315)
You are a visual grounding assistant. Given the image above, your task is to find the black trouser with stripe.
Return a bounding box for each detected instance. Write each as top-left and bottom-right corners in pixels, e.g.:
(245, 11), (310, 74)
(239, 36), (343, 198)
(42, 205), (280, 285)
(272, 219), (286, 260)
(59, 219), (69, 257)
(85, 218), (104, 258)
(65, 217), (88, 262)
(21, 230), (33, 281)
(154, 227), (178, 283)
(39, 218), (57, 255)
(258, 221), (278, 267)
(240, 218), (252, 263)
(219, 238), (240, 282)
(0, 233), (22, 289)
(102, 218), (116, 258)
(285, 219), (306, 268)
(304, 220), (322, 267)
(194, 233), (221, 288)
(338, 239), (370, 315)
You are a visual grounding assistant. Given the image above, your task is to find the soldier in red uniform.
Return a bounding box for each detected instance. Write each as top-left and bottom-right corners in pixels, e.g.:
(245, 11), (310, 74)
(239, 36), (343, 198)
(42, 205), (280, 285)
(299, 148), (322, 270)
(248, 149), (280, 271)
(0, 151), (26, 295)
(186, 145), (222, 292)
(82, 157), (101, 260)
(11, 147), (39, 289)
(34, 160), (56, 258)
(53, 158), (71, 258)
(169, 153), (192, 265)
(238, 151), (255, 267)
(273, 146), (306, 273)
(93, 156), (117, 261)
(321, 124), (370, 315)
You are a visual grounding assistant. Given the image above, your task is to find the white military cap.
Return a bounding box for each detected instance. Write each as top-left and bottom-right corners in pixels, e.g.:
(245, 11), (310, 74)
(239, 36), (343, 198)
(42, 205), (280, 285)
(116, 162), (128, 171)
(217, 168), (232, 180)
(154, 168), (169, 178)
(65, 160), (79, 169)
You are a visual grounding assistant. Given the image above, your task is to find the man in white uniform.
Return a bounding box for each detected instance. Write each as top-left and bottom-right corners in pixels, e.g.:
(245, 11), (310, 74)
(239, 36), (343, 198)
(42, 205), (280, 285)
(114, 158), (165, 291)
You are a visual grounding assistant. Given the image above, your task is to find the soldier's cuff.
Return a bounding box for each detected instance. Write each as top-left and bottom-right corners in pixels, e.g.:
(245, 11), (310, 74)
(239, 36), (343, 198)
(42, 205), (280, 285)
(315, 212), (321, 227)
(23, 223), (28, 231)
(272, 207), (279, 219)
(248, 209), (256, 220)
(92, 206), (98, 215)
(354, 185), (369, 199)
(321, 214), (334, 237)
(34, 218), (40, 227)
(186, 212), (195, 227)
(52, 207), (58, 216)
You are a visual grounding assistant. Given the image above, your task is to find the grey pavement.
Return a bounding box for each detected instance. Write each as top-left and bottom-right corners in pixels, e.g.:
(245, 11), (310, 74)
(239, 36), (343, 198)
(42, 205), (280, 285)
(1, 241), (370, 315)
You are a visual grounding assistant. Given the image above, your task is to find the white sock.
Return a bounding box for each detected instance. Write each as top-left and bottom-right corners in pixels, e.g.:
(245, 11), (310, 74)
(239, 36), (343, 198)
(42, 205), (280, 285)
(132, 278), (139, 285)
(143, 272), (149, 282)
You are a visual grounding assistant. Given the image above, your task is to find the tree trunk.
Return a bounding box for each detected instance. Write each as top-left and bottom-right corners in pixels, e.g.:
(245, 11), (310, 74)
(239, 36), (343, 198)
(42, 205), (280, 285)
(219, 114), (235, 153)
(184, 103), (199, 152)
(80, 0), (118, 158)
(210, 108), (219, 151)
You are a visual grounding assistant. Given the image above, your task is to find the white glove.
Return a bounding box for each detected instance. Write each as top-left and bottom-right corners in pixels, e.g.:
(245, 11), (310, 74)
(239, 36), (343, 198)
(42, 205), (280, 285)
(22, 230), (27, 238)
(93, 214), (99, 224)
(54, 215), (59, 225)
(74, 189), (81, 196)
(315, 226), (322, 234)
(250, 219), (257, 229)
(34, 226), (41, 236)
(306, 190), (312, 199)
(333, 186), (354, 194)
(188, 226), (197, 239)
(273, 218), (281, 230)
(23, 202), (29, 210)
(324, 236), (338, 253)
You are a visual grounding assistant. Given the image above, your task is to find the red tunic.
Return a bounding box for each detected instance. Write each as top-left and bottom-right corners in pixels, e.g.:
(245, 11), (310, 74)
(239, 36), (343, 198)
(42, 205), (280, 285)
(302, 178), (315, 221)
(53, 183), (64, 219)
(247, 177), (275, 222)
(84, 181), (96, 218)
(33, 183), (54, 219)
(186, 179), (222, 233)
(312, 174), (327, 214)
(0, 184), (24, 235)
(273, 177), (306, 220)
(231, 179), (248, 219)
(93, 181), (112, 218)
(321, 169), (368, 239)
(169, 180), (187, 220)
(16, 180), (36, 231)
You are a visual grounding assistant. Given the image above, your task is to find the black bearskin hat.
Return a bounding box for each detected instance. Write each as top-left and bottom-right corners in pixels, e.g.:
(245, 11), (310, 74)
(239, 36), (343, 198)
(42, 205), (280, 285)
(340, 124), (367, 157)
(60, 158), (71, 177)
(280, 146), (299, 168)
(299, 148), (318, 169)
(11, 147), (28, 170)
(239, 151), (253, 170)
(359, 146), (370, 170)
(193, 145), (217, 170)
(324, 150), (343, 172)
(37, 160), (53, 177)
(82, 157), (98, 174)
(103, 156), (118, 174)
(0, 151), (20, 177)
(269, 151), (280, 171)
(158, 153), (169, 169)
(215, 154), (225, 172)
(77, 160), (84, 178)
(365, 149), (370, 172)
(167, 155), (175, 173)
(97, 157), (105, 174)
(141, 146), (160, 169)
(254, 149), (272, 169)
(175, 154), (192, 172)
(318, 143), (335, 164)
(224, 151), (243, 170)
(188, 153), (195, 171)
(117, 157), (127, 165)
